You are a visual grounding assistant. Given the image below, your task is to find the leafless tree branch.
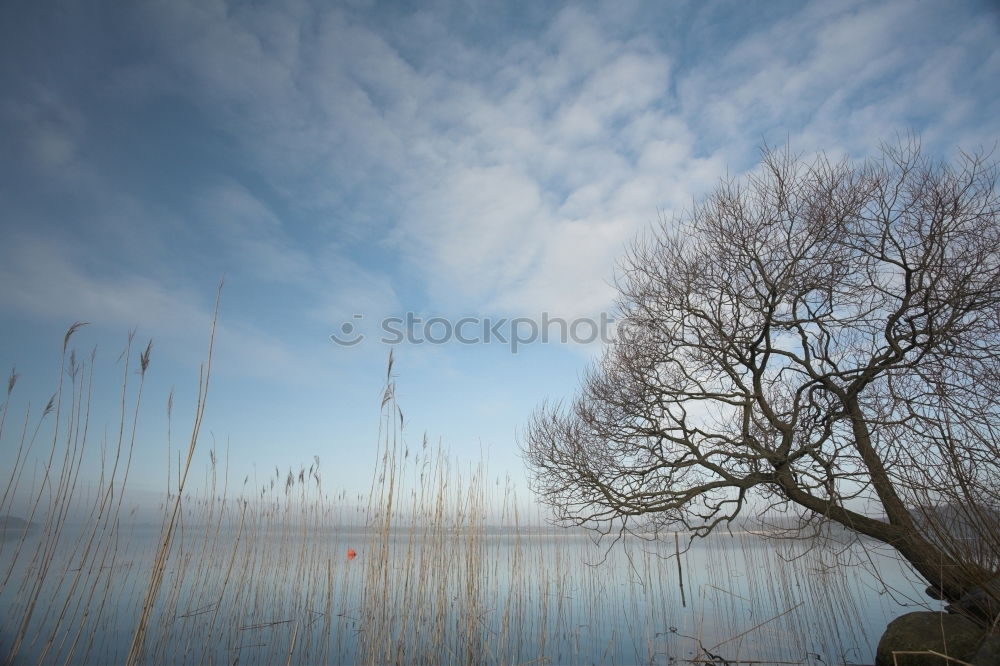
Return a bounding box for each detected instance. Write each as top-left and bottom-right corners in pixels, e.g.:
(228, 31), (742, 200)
(523, 137), (1000, 616)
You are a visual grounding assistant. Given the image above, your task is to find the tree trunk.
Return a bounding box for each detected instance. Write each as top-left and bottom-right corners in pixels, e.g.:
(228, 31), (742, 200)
(774, 464), (992, 607)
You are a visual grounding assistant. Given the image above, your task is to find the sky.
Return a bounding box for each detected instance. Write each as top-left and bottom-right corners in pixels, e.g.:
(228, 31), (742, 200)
(1, 0), (998, 507)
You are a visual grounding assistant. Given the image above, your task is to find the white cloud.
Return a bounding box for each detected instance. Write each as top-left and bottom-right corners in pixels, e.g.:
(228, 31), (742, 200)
(199, 183), (314, 285)
(0, 234), (324, 385)
(675, 0), (999, 159)
(5, 0), (998, 348)
(375, 7), (688, 319)
(2, 87), (85, 176)
(88, 3), (691, 322)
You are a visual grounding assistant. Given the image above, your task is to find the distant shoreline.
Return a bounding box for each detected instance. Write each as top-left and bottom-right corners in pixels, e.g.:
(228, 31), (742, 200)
(0, 515), (37, 531)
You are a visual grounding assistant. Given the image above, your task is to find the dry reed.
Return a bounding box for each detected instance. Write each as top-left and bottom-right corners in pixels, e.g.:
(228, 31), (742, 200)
(0, 318), (929, 665)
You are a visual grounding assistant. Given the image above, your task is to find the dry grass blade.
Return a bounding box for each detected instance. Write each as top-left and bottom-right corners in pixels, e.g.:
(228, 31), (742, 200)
(124, 282), (221, 666)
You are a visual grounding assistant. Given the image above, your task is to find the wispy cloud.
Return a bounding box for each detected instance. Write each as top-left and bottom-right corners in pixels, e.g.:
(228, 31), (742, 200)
(199, 182), (314, 285)
(2, 0), (997, 369)
(0, 234), (322, 385)
(1, 0), (997, 493)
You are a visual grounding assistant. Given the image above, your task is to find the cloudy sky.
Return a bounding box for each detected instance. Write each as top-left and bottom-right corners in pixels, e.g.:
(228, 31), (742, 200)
(1, 0), (998, 502)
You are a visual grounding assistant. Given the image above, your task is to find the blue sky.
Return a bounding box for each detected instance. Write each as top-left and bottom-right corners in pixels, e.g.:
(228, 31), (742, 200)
(1, 0), (998, 505)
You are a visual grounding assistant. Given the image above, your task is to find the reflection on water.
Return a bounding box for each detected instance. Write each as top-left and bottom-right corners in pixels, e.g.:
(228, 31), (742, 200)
(1, 522), (932, 665)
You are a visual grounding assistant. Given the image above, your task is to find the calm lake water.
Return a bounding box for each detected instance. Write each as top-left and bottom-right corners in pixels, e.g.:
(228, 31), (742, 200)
(1, 523), (932, 665)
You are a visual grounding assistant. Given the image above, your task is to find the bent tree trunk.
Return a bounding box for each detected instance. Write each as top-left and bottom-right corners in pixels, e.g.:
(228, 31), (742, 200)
(776, 462), (993, 612)
(893, 533), (991, 606)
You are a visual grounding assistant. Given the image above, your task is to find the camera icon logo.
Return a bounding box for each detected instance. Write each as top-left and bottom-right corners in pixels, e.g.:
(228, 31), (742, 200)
(330, 314), (365, 346)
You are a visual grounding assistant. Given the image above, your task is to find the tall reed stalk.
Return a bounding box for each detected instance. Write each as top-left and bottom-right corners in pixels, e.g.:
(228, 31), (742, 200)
(0, 312), (927, 665)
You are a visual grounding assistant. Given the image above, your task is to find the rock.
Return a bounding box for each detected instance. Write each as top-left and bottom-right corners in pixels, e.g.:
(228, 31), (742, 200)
(876, 611), (984, 666)
(971, 634), (1000, 666)
(946, 577), (1000, 626)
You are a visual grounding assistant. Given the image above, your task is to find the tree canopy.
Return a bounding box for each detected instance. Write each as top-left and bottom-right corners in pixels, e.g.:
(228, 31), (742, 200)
(523, 139), (1000, 609)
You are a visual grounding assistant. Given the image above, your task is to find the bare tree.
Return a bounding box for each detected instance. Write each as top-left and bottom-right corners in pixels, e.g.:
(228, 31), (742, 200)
(523, 138), (1000, 611)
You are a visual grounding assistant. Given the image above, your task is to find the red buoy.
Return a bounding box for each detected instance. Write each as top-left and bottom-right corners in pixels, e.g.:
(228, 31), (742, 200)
(347, 548), (357, 560)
